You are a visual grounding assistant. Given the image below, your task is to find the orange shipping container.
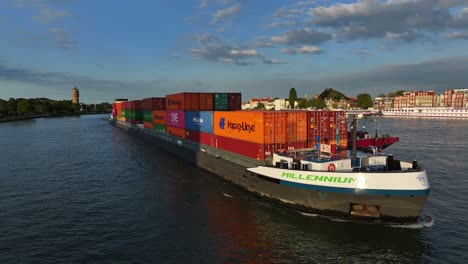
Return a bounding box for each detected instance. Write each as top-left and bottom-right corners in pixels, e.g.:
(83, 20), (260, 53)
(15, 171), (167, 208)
(286, 111), (308, 142)
(213, 111), (287, 144)
(166, 126), (186, 139)
(152, 110), (166, 125)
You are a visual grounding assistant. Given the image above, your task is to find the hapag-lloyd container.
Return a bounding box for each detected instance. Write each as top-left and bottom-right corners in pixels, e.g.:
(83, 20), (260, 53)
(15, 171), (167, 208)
(166, 110), (185, 128)
(185, 111), (214, 133)
(213, 111), (287, 144)
(166, 93), (200, 111)
(152, 110), (166, 125)
(166, 126), (186, 138)
(186, 130), (215, 146)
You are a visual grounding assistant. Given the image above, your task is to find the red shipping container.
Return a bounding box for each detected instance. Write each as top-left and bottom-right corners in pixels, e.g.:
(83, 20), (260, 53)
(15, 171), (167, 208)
(166, 93), (201, 111)
(142, 97), (165, 110)
(129, 100), (136, 110)
(228, 93), (242, 110)
(166, 110), (185, 128)
(122, 101), (128, 110)
(144, 121), (152, 129)
(186, 129), (215, 147)
(199, 93), (214, 111)
(152, 110), (166, 125)
(166, 126), (186, 139)
(215, 135), (265, 160)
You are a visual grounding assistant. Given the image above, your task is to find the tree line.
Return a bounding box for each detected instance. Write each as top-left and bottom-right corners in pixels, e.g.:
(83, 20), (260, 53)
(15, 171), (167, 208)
(0, 97), (111, 118)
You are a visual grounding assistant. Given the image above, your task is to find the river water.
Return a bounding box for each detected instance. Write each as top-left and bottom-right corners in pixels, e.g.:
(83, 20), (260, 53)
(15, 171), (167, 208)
(0, 115), (467, 263)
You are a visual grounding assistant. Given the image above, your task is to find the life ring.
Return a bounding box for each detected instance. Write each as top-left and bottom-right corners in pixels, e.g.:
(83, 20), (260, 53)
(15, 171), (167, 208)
(327, 163), (336, 172)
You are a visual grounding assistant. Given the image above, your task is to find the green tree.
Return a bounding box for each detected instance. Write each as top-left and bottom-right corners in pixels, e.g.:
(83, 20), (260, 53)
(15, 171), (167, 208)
(297, 99), (307, 109)
(17, 99), (34, 115)
(311, 98), (325, 109)
(288, 87), (297, 109)
(357, 93), (373, 109)
(8, 98), (17, 113)
(0, 99), (7, 115)
(254, 102), (265, 110)
(395, 90), (406, 96)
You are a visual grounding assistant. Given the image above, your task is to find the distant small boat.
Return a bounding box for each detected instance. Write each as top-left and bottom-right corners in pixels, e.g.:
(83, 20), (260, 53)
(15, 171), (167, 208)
(347, 116), (399, 152)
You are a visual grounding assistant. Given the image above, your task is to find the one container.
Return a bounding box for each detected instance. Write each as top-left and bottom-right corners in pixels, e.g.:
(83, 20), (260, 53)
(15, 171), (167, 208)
(199, 93), (214, 111)
(166, 126), (186, 138)
(214, 135), (265, 160)
(186, 129), (215, 147)
(228, 93), (242, 110)
(185, 111), (214, 133)
(153, 124), (166, 133)
(214, 93), (228, 110)
(143, 110), (152, 123)
(286, 111), (308, 142)
(166, 93), (200, 111)
(142, 97), (165, 110)
(166, 110), (185, 128)
(213, 111), (287, 144)
(144, 121), (152, 129)
(152, 110), (166, 125)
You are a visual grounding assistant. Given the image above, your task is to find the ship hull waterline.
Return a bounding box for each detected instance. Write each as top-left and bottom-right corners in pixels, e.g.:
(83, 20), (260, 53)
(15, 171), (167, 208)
(112, 121), (428, 223)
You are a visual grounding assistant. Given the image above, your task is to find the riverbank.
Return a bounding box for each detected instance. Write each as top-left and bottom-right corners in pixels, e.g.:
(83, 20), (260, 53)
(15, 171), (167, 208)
(0, 112), (110, 123)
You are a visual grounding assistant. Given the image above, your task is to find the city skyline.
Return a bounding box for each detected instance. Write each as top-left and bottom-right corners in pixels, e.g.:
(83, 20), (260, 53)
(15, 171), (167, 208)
(1, 0), (468, 103)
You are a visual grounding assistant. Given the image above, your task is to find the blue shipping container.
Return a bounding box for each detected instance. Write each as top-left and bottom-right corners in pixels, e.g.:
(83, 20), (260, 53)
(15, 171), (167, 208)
(185, 111), (214, 133)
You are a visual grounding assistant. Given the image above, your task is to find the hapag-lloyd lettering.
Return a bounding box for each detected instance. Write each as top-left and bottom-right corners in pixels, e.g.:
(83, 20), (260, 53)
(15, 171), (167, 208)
(227, 121), (255, 133)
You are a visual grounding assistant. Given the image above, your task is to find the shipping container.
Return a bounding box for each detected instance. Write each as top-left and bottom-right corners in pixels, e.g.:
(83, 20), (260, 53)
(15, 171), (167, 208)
(186, 129), (215, 147)
(143, 110), (152, 122)
(199, 93), (214, 111)
(166, 126), (186, 139)
(214, 93), (228, 110)
(152, 110), (166, 125)
(166, 93), (200, 111)
(129, 100), (142, 110)
(166, 110), (185, 128)
(185, 111), (214, 133)
(153, 124), (166, 133)
(214, 135), (265, 160)
(286, 111), (308, 142)
(228, 93), (242, 110)
(213, 111), (287, 144)
(144, 121), (152, 129)
(307, 110), (342, 144)
(142, 97), (165, 110)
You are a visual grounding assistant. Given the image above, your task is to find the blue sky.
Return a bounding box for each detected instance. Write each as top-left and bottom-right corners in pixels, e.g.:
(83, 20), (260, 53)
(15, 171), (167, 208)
(1, 0), (468, 103)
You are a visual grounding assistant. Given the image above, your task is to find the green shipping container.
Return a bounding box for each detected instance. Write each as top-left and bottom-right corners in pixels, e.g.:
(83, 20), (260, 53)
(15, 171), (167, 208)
(143, 110), (152, 122)
(153, 124), (166, 133)
(129, 110), (136, 120)
(120, 109), (128, 119)
(214, 93), (228, 110)
(136, 110), (144, 121)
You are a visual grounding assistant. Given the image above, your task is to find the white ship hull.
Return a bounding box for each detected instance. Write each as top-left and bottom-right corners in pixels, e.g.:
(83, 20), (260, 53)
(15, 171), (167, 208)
(382, 107), (468, 118)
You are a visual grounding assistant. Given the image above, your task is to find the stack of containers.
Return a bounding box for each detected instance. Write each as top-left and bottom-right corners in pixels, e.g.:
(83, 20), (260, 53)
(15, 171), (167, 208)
(165, 93), (200, 138)
(184, 93), (215, 145)
(118, 101), (128, 122)
(129, 100), (144, 125)
(142, 97), (165, 129)
(306, 110), (347, 150)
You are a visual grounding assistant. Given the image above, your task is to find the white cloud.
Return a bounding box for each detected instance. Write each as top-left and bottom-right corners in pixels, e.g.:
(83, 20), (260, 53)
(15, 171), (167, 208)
(448, 31), (468, 39)
(307, 0), (468, 41)
(33, 6), (70, 23)
(271, 28), (332, 45)
(49, 28), (77, 49)
(230, 49), (259, 56)
(298, 45), (322, 53)
(212, 4), (241, 23)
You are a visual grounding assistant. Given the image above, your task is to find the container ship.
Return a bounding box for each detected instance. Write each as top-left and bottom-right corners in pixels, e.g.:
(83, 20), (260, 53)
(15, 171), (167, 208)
(110, 92), (429, 222)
